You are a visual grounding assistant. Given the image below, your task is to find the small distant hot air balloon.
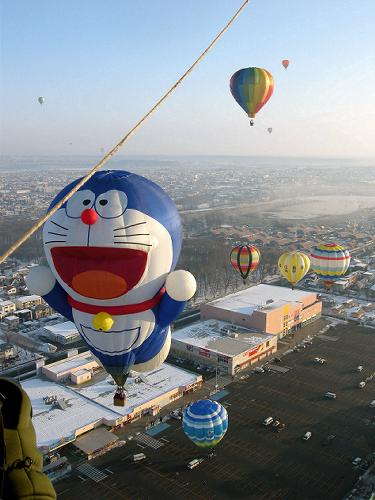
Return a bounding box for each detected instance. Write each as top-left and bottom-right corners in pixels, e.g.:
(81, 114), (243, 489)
(310, 243), (350, 289)
(267, 127), (273, 134)
(282, 60), (290, 69)
(278, 251), (310, 289)
(230, 244), (261, 284)
(38, 97), (45, 105)
(183, 400), (228, 451)
(230, 67), (274, 126)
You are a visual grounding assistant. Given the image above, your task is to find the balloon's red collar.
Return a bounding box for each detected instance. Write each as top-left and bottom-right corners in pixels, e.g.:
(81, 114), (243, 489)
(67, 287), (165, 316)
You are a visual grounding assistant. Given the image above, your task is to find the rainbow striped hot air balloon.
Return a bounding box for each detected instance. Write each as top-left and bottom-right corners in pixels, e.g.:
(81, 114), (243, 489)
(230, 244), (261, 284)
(278, 251), (310, 289)
(230, 67), (274, 125)
(310, 243), (350, 289)
(182, 399), (228, 450)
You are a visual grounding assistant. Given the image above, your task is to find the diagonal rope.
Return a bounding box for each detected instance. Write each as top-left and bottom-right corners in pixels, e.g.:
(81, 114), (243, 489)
(0, 0), (249, 265)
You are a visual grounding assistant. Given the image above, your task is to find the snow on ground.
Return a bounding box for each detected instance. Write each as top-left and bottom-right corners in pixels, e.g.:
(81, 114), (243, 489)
(322, 293), (375, 324)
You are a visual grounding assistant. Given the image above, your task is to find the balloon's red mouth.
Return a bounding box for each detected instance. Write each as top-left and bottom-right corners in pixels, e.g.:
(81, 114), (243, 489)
(51, 246), (147, 299)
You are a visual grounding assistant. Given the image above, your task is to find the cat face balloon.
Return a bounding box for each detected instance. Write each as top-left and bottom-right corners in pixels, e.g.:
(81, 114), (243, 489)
(43, 170), (182, 306)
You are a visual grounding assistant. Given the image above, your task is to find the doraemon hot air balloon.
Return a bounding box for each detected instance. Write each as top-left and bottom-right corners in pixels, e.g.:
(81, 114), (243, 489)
(26, 171), (196, 406)
(230, 67), (274, 125)
(310, 243), (350, 289)
(183, 400), (228, 450)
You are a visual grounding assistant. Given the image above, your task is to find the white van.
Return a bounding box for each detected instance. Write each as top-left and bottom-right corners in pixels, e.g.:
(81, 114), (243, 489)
(133, 453), (146, 462)
(263, 416), (274, 426)
(302, 432), (312, 441)
(187, 458), (203, 469)
(325, 392), (337, 399)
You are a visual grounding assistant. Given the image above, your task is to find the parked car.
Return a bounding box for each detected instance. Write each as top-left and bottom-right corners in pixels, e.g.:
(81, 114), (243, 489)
(254, 367), (265, 373)
(325, 392), (337, 399)
(319, 358), (326, 364)
(357, 365), (363, 372)
(368, 400), (375, 408)
(274, 358), (282, 363)
(187, 458), (204, 469)
(358, 381), (366, 389)
(272, 420), (280, 428)
(352, 457), (362, 466)
(263, 416), (274, 426)
(133, 453), (146, 463)
(302, 432), (312, 441)
(276, 423), (286, 433)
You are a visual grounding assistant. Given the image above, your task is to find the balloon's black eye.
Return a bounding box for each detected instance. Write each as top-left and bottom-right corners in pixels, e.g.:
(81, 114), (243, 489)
(83, 199), (91, 206)
(99, 199), (108, 206)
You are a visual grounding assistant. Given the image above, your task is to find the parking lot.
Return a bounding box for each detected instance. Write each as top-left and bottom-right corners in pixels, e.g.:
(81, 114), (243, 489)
(55, 322), (375, 500)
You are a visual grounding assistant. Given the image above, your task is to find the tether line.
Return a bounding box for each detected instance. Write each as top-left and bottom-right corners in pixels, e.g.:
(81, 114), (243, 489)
(0, 0), (249, 265)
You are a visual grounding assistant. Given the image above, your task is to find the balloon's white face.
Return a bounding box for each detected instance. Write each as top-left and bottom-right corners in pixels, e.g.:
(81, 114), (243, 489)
(43, 189), (173, 305)
(73, 309), (155, 354)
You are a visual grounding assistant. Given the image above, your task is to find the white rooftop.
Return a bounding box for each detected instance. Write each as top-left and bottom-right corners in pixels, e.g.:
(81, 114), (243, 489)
(44, 351), (97, 375)
(76, 362), (201, 416)
(16, 295), (41, 302)
(22, 378), (120, 449)
(44, 321), (79, 339)
(209, 284), (316, 315)
(173, 320), (274, 357)
(0, 300), (15, 307)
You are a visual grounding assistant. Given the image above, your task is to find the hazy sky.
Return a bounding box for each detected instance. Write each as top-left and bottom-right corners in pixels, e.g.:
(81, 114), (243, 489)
(1, 0), (375, 158)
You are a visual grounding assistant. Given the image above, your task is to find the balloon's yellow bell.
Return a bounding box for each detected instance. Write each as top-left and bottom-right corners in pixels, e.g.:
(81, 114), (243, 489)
(92, 312), (114, 332)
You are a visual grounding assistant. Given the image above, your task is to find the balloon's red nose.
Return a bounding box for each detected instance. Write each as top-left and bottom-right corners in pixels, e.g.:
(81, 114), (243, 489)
(81, 208), (98, 225)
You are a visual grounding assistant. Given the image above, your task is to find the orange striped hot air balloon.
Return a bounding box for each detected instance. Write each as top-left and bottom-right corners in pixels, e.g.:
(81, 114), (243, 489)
(230, 244), (261, 283)
(230, 67), (274, 126)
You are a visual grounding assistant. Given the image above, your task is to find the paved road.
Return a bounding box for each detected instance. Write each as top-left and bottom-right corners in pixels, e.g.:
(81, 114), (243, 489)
(55, 322), (375, 500)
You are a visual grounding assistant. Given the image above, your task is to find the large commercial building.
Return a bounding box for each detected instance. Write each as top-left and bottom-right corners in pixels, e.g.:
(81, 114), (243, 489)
(171, 320), (277, 375)
(201, 284), (322, 338)
(26, 353), (202, 453)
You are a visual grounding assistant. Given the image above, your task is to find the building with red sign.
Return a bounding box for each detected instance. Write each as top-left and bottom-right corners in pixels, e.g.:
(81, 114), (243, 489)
(171, 320), (277, 375)
(201, 284), (322, 338)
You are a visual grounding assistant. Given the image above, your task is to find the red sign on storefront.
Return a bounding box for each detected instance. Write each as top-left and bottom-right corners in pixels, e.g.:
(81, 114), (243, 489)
(199, 348), (210, 358)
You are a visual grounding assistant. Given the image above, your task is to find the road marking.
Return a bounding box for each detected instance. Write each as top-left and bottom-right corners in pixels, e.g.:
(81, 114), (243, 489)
(135, 433), (164, 449)
(77, 463), (108, 482)
(59, 488), (71, 495)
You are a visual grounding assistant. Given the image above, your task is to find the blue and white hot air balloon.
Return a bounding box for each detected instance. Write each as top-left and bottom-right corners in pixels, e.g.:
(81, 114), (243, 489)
(25, 170), (196, 407)
(182, 399), (228, 449)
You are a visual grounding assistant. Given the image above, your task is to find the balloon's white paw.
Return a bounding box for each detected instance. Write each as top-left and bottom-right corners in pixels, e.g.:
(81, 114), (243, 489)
(165, 270), (196, 301)
(25, 266), (56, 296)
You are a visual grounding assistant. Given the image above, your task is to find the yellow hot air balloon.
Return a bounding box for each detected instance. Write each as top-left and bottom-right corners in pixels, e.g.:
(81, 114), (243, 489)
(278, 251), (310, 289)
